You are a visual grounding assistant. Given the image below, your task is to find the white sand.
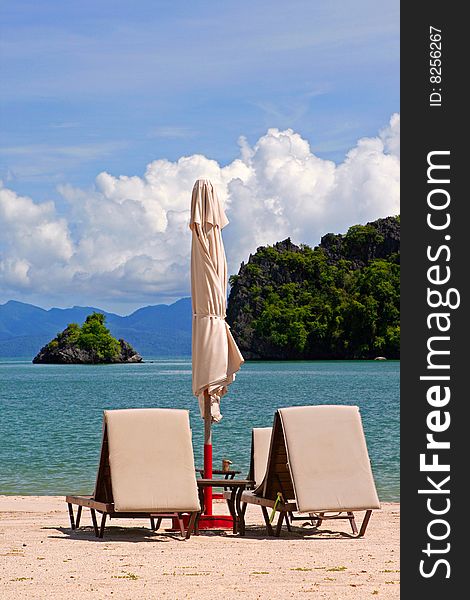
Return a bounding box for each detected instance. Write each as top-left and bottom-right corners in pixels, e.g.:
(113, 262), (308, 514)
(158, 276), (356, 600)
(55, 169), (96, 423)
(0, 496), (399, 599)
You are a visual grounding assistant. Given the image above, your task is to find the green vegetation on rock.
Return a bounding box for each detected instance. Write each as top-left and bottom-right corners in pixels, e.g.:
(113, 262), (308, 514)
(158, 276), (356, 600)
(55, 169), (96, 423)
(227, 216), (400, 360)
(77, 312), (121, 360)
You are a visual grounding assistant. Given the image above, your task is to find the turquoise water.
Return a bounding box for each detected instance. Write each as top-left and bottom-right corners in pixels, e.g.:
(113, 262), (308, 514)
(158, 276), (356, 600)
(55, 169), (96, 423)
(0, 359), (399, 501)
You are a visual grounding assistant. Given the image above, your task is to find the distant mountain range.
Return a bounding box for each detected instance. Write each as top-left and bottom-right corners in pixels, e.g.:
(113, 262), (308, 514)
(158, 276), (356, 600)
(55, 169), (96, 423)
(0, 298), (192, 358)
(1, 217), (400, 361)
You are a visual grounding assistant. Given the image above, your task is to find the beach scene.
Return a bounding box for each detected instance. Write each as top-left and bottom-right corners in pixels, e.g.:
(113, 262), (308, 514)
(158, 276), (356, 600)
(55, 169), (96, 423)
(1, 1), (399, 598)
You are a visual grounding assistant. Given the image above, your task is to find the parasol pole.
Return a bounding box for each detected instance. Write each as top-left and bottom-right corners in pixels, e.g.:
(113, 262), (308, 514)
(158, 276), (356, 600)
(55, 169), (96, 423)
(203, 389), (213, 515)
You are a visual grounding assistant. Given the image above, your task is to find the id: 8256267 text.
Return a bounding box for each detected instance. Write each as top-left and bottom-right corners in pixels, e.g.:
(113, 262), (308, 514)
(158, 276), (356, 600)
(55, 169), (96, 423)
(429, 26), (442, 107)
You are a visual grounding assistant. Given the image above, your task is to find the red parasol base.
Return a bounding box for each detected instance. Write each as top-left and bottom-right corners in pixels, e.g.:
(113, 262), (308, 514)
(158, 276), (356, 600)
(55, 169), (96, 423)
(169, 441), (233, 530)
(170, 513), (233, 531)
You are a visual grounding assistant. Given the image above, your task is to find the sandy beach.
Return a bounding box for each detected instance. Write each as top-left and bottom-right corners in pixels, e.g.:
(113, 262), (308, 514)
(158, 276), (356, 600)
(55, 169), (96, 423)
(0, 496), (399, 599)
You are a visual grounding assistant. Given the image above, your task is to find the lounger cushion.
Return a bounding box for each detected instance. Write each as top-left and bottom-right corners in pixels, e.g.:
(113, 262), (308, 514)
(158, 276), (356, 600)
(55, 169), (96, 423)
(253, 427), (272, 486)
(279, 406), (380, 512)
(105, 409), (200, 513)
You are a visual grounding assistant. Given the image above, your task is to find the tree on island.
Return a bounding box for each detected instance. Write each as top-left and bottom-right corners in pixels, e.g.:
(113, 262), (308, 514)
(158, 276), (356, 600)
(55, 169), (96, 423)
(33, 312), (142, 364)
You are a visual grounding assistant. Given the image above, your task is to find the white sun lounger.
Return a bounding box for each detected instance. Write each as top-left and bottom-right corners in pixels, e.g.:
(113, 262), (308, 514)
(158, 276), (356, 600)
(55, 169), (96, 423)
(66, 408), (200, 539)
(236, 405), (380, 537)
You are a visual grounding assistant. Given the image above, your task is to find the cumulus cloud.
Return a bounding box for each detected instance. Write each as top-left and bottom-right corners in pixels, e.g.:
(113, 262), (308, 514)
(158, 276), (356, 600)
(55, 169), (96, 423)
(0, 185), (73, 290)
(0, 114), (400, 310)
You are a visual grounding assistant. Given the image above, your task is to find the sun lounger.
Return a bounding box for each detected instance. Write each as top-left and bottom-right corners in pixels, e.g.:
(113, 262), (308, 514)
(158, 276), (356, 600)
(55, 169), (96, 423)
(66, 408), (200, 539)
(222, 427), (271, 533)
(249, 427), (273, 488)
(236, 405), (380, 537)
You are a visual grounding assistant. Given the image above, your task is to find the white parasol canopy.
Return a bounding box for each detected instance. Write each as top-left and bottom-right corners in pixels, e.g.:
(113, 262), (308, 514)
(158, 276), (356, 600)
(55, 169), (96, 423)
(189, 178), (244, 423)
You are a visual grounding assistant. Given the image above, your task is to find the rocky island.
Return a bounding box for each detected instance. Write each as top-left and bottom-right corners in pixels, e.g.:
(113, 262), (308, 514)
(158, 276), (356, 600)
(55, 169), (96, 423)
(33, 312), (142, 364)
(226, 216), (400, 360)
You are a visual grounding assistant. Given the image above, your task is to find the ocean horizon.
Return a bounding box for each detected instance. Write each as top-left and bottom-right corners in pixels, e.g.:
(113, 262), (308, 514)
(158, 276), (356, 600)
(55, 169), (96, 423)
(0, 358), (399, 501)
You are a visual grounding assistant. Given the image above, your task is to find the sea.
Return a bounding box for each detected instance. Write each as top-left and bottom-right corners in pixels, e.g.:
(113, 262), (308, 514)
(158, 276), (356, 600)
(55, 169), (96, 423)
(0, 359), (399, 501)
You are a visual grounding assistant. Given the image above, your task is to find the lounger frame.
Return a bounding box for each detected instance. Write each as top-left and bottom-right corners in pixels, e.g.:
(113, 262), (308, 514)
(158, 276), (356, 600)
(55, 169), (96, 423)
(66, 419), (199, 539)
(233, 410), (377, 537)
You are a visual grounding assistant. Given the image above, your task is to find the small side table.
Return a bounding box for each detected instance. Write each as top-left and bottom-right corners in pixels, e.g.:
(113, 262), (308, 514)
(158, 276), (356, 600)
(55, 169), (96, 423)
(197, 478), (255, 533)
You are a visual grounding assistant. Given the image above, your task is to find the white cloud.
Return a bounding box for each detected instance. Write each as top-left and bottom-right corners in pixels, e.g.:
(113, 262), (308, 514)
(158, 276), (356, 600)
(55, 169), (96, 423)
(0, 115), (400, 310)
(0, 184), (73, 290)
(380, 112), (400, 158)
(223, 114), (399, 272)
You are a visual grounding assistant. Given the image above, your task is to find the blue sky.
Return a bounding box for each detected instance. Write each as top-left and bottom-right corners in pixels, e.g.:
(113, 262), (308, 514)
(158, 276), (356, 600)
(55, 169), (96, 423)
(1, 0), (398, 200)
(0, 1), (399, 312)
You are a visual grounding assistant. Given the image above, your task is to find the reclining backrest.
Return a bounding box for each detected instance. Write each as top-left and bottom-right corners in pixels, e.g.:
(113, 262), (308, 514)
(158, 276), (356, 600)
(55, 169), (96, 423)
(249, 427), (272, 486)
(255, 413), (295, 502)
(95, 408), (200, 513)
(279, 405), (380, 513)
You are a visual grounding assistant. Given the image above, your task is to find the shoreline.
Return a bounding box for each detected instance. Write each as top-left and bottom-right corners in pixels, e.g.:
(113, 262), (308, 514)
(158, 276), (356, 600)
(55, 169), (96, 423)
(1, 496), (400, 599)
(1, 357), (401, 361)
(0, 492), (402, 502)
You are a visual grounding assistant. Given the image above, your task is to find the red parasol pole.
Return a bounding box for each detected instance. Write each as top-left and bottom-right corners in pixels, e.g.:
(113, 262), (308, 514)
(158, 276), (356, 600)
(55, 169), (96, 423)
(203, 390), (213, 514)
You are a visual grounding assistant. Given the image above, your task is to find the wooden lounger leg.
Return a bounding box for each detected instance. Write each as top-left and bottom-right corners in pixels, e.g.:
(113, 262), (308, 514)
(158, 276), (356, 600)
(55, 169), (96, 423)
(225, 489), (237, 534)
(236, 495), (247, 536)
(348, 512), (358, 535)
(238, 502), (247, 537)
(67, 503), (75, 530)
(261, 506), (274, 536)
(316, 512), (324, 528)
(285, 513), (292, 532)
(198, 488), (205, 514)
(150, 516), (163, 531)
(99, 513), (107, 538)
(75, 505), (82, 529)
(287, 511), (302, 527)
(358, 510), (372, 537)
(177, 514), (185, 537)
(227, 495), (237, 534)
(275, 511), (285, 537)
(90, 509), (99, 537)
(186, 512), (197, 540)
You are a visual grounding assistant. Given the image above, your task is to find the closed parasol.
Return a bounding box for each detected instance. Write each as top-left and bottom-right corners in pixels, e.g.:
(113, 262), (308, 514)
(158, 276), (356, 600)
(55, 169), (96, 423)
(190, 178), (244, 519)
